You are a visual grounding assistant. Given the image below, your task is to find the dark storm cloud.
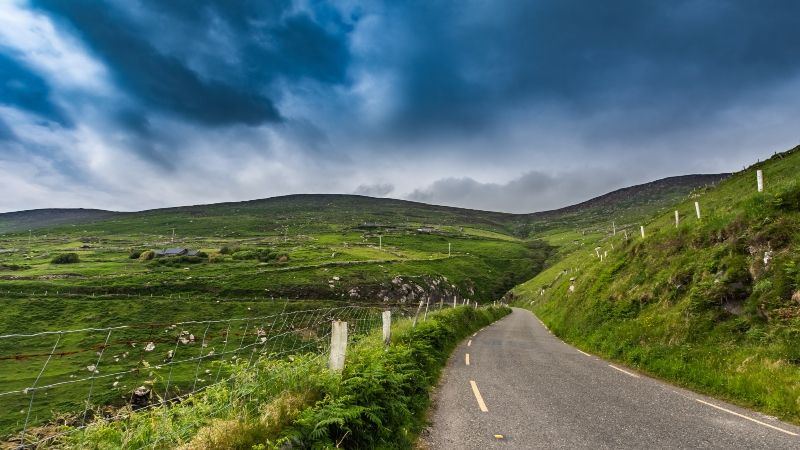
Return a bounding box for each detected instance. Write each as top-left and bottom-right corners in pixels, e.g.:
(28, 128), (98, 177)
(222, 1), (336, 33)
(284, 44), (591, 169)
(2, 1), (800, 212)
(0, 117), (15, 141)
(32, 0), (280, 126)
(31, 0), (352, 129)
(377, 0), (800, 140)
(0, 52), (71, 127)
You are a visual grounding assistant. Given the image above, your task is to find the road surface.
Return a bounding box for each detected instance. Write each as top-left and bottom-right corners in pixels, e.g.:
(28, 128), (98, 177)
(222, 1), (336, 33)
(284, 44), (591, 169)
(426, 307), (800, 449)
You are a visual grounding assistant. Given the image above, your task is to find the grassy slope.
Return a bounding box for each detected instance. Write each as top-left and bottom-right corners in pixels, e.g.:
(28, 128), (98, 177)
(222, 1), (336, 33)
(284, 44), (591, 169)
(0, 178), (719, 439)
(514, 146), (800, 423)
(58, 306), (511, 449)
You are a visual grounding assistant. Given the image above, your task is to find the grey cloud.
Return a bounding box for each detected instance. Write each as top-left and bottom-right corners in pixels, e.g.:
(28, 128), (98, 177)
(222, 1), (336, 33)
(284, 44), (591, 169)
(353, 183), (394, 197)
(0, 52), (71, 127)
(407, 170), (639, 213)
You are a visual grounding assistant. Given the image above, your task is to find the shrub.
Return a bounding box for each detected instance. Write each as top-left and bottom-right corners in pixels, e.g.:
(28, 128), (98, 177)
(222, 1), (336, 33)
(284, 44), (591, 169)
(51, 253), (79, 264)
(138, 250), (155, 261)
(219, 246), (233, 255)
(151, 256), (205, 267)
(196, 251), (208, 258)
(232, 248), (278, 262)
(129, 250), (142, 259)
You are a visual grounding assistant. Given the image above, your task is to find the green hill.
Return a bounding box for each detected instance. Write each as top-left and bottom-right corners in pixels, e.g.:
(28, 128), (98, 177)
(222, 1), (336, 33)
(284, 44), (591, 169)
(514, 145), (800, 423)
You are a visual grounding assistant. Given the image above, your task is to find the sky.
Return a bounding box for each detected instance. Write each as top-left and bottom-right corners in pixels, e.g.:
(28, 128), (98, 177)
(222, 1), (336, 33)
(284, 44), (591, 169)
(1, 0), (799, 214)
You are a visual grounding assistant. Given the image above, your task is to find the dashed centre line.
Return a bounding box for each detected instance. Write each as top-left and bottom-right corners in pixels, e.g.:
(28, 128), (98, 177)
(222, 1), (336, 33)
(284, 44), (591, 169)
(608, 364), (640, 378)
(467, 339), (472, 347)
(695, 399), (798, 436)
(465, 353), (470, 365)
(470, 380), (488, 412)
(576, 349), (590, 356)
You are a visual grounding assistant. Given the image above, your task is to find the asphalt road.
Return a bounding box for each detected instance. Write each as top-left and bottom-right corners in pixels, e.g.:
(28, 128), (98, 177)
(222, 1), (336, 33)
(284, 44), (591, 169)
(426, 307), (800, 449)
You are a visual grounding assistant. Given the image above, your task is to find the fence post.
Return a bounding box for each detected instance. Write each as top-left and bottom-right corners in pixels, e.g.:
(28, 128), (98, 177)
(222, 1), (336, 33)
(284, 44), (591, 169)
(412, 300), (424, 327)
(423, 299), (430, 321)
(382, 310), (391, 345)
(328, 320), (348, 371)
(695, 201), (701, 219)
(757, 169), (764, 192)
(640, 226), (645, 239)
(675, 210), (679, 227)
(453, 297), (457, 308)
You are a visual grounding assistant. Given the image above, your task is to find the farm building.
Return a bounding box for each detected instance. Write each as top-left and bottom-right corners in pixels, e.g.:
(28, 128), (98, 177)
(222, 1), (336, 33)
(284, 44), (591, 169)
(154, 247), (200, 257)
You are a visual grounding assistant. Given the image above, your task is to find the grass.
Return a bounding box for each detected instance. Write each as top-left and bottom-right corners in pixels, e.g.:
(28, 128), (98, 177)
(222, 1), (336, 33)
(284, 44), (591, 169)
(0, 176), (717, 442)
(47, 305), (510, 449)
(514, 145), (800, 424)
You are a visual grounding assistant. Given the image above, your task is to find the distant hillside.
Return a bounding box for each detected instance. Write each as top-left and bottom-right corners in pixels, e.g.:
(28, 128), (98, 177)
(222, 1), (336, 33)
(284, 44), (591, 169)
(0, 175), (727, 236)
(513, 145), (800, 423)
(510, 174), (729, 236)
(0, 208), (120, 234)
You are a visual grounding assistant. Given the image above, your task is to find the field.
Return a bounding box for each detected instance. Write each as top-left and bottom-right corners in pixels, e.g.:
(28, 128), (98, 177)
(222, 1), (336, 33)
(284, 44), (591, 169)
(0, 179), (718, 441)
(513, 145), (800, 424)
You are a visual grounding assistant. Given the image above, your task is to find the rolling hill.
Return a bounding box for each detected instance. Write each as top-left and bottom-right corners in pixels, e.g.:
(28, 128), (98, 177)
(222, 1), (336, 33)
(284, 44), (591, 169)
(513, 145), (800, 424)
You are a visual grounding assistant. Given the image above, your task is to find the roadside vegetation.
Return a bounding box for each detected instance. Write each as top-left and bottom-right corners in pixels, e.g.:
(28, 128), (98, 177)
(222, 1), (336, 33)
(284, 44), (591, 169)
(514, 145), (800, 424)
(0, 172), (719, 443)
(52, 305), (510, 449)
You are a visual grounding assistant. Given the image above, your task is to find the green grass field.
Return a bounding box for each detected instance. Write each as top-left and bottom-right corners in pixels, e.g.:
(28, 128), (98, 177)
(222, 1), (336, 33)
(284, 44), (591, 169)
(514, 145), (800, 424)
(0, 176), (720, 441)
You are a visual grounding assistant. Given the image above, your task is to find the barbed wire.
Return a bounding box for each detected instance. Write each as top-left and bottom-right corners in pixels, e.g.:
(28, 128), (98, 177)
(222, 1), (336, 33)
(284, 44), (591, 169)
(0, 300), (450, 449)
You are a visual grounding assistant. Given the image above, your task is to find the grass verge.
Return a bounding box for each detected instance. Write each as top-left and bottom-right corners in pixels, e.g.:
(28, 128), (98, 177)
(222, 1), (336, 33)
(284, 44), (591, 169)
(50, 305), (509, 449)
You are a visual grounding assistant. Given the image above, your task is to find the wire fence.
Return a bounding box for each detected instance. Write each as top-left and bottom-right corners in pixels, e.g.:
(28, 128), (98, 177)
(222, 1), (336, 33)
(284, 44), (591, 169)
(0, 300), (451, 449)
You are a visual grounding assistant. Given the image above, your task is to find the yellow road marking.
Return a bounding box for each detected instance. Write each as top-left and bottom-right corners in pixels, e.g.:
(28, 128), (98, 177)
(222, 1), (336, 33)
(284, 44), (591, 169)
(608, 364), (639, 378)
(465, 353), (470, 365)
(577, 349), (590, 356)
(494, 434), (504, 439)
(695, 399), (798, 436)
(470, 380), (488, 412)
(467, 340), (472, 347)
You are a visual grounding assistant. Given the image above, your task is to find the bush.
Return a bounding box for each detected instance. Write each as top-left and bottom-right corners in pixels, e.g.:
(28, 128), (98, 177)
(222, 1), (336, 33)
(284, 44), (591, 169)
(138, 250), (155, 261)
(286, 306), (511, 448)
(219, 246), (233, 255)
(232, 248), (278, 262)
(51, 253), (80, 264)
(129, 250), (143, 259)
(196, 251), (208, 258)
(151, 256), (205, 267)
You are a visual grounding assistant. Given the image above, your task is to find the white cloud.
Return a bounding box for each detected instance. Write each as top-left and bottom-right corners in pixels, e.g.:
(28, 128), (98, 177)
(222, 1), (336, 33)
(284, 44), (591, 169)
(0, 1), (110, 93)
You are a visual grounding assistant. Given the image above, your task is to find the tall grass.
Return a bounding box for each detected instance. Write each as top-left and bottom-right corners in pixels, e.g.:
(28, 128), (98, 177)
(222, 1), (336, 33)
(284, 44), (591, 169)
(56, 305), (509, 449)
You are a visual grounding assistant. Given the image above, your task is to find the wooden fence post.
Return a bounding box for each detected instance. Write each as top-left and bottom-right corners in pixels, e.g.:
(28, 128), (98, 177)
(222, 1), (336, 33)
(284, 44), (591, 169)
(328, 320), (348, 371)
(757, 169), (764, 192)
(382, 311), (391, 346)
(412, 300), (424, 327)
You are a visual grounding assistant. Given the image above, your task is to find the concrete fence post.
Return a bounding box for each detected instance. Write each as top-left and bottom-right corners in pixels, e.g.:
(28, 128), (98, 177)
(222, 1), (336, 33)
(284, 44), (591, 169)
(675, 210), (680, 227)
(328, 320), (348, 371)
(640, 226), (645, 239)
(453, 297), (457, 308)
(412, 300), (424, 327)
(695, 201), (701, 219)
(757, 169), (764, 192)
(382, 311), (391, 346)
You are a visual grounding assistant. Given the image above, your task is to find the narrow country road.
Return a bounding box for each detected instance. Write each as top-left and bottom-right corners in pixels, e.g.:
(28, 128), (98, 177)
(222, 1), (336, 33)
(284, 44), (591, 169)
(426, 307), (800, 449)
